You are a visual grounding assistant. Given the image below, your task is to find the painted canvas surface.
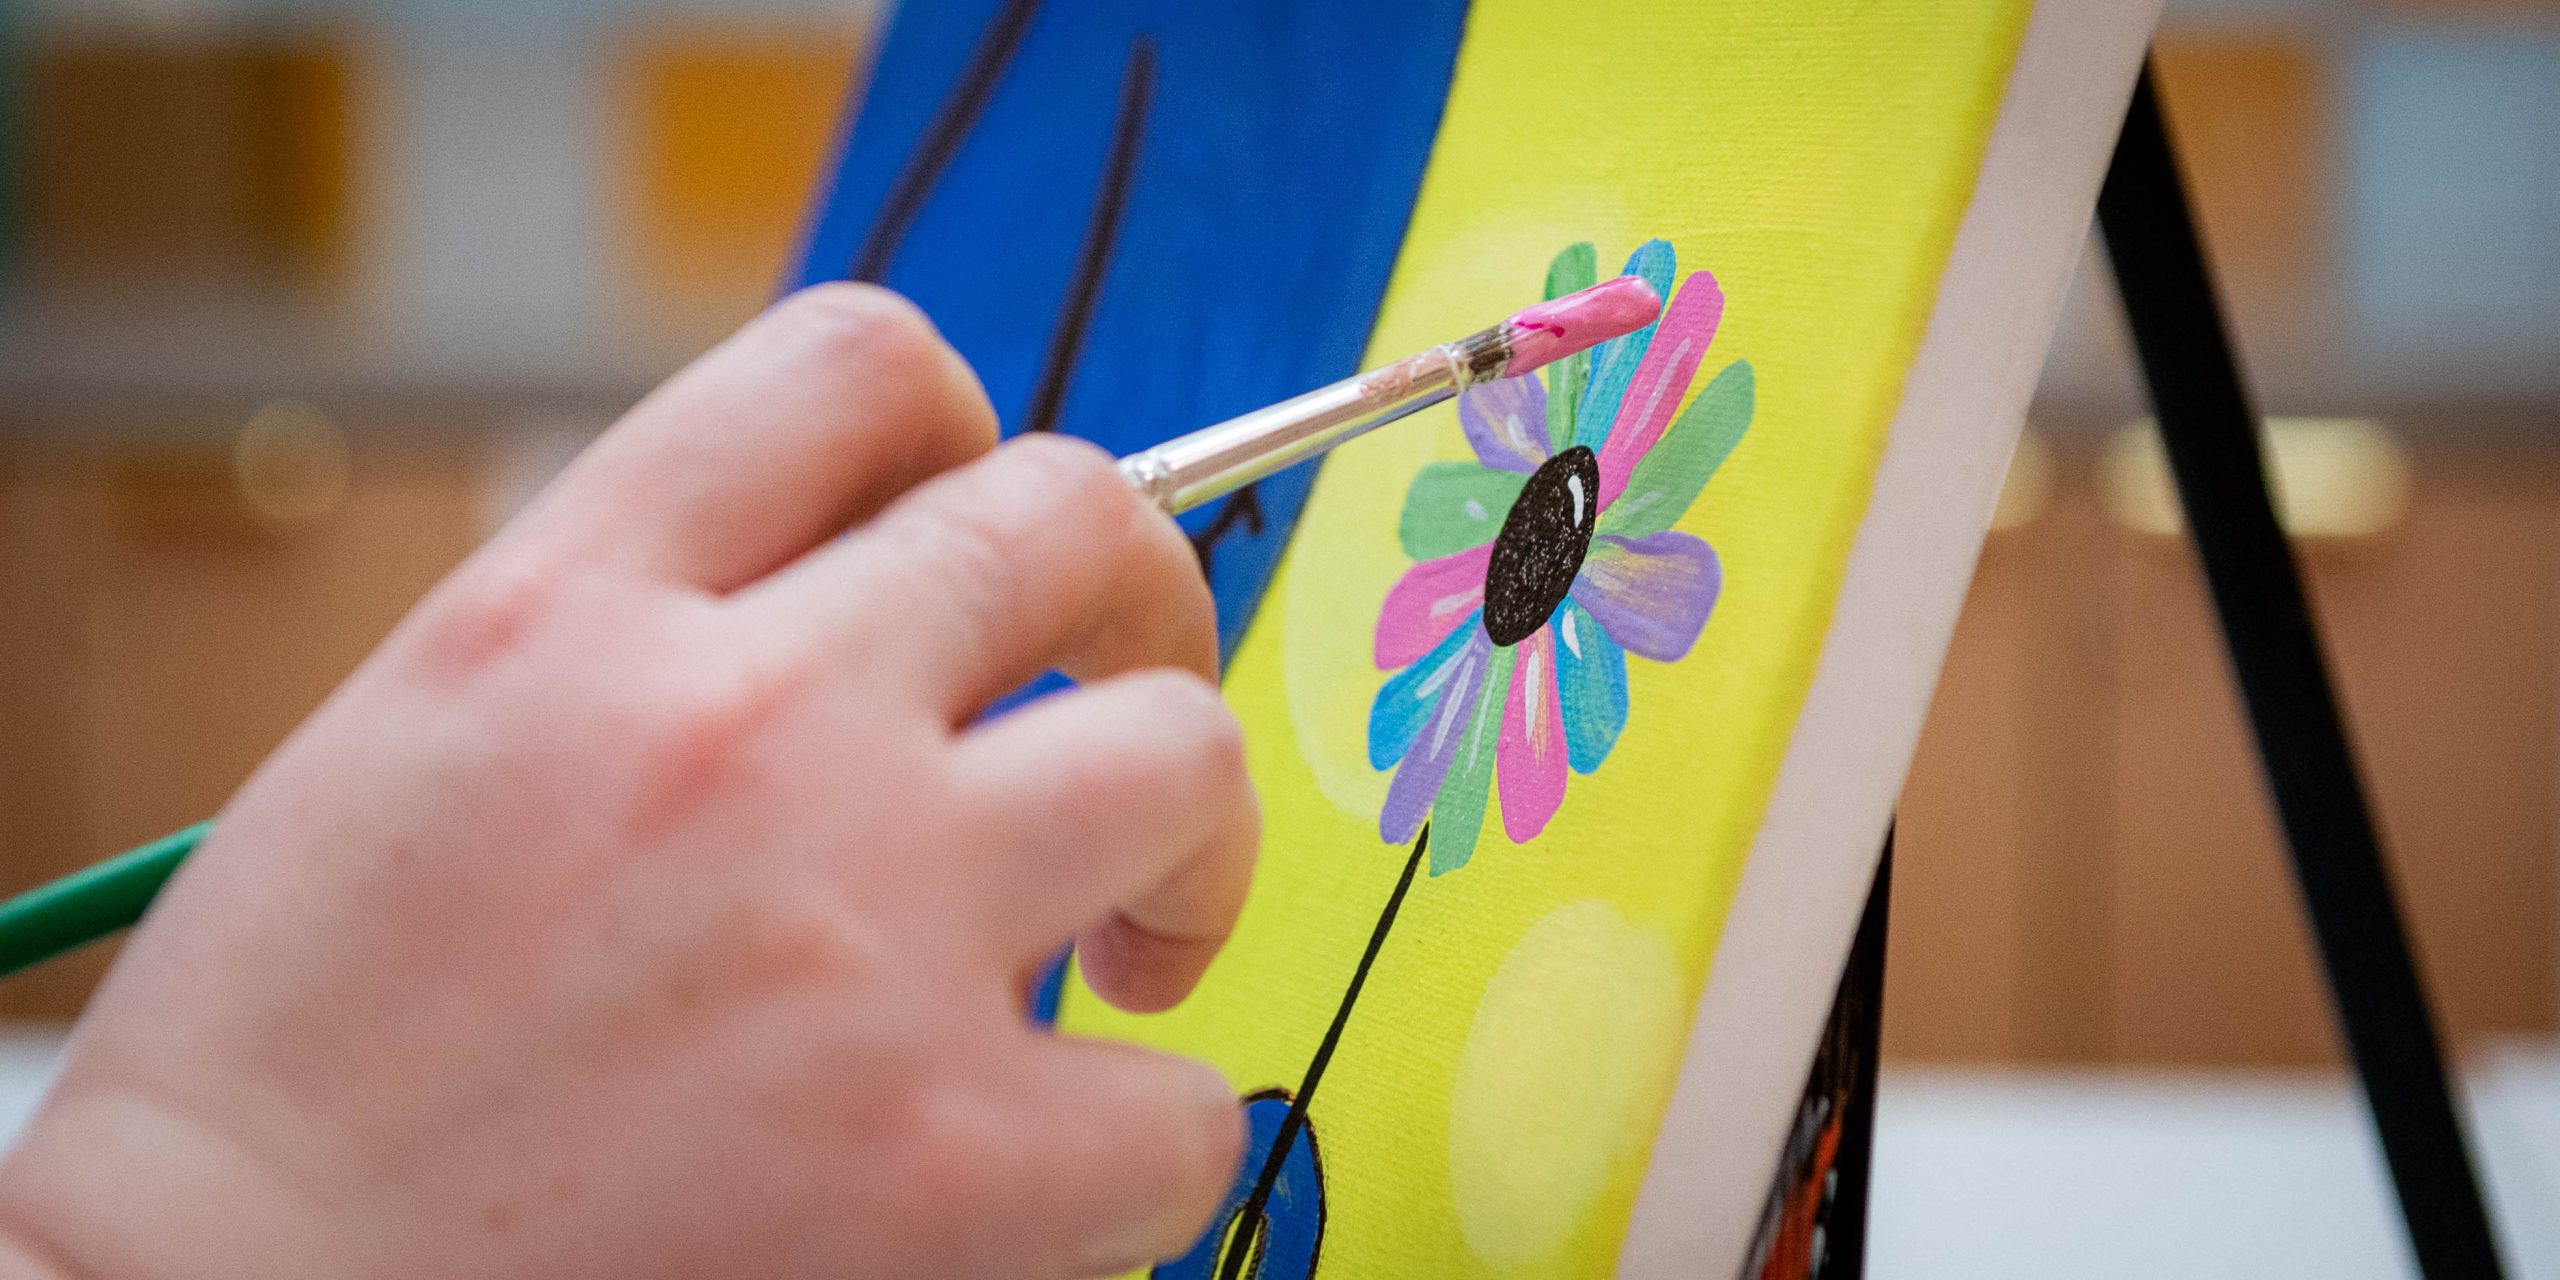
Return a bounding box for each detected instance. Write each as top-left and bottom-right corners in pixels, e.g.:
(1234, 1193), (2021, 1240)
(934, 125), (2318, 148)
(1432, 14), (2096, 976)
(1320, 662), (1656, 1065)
(801, 0), (2151, 1273)
(1051, 2), (2062, 1275)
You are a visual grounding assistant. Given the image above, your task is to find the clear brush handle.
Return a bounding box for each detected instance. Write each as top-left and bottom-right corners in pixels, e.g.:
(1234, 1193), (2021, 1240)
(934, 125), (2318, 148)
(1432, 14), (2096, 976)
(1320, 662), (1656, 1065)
(1118, 325), (1510, 514)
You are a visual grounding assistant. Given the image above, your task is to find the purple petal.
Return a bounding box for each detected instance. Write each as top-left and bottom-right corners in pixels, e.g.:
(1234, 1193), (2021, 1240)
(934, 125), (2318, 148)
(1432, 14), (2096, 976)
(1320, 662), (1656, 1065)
(1458, 374), (1551, 474)
(1379, 628), (1493, 843)
(1572, 532), (1721, 662)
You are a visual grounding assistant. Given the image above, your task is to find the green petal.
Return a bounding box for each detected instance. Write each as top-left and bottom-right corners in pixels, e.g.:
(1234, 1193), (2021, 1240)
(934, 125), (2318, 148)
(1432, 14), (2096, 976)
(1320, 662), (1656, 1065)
(1544, 242), (1599, 298)
(1429, 644), (1514, 875)
(1541, 243), (1597, 454)
(1399, 463), (1526, 560)
(1601, 359), (1753, 538)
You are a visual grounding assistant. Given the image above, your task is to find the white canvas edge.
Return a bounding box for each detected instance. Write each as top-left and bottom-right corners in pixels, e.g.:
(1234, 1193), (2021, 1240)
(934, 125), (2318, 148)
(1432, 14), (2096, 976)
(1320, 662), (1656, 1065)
(1615, 2), (2165, 1274)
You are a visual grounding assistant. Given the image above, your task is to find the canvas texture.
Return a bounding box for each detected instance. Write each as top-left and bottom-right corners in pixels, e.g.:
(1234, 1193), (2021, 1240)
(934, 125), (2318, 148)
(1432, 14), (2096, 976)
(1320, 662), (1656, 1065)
(1055, 2), (2035, 1275)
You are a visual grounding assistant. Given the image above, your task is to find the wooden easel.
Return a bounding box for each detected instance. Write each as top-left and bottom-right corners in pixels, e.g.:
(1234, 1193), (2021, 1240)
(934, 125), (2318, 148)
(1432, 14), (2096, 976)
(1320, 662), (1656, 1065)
(1802, 61), (2508, 1280)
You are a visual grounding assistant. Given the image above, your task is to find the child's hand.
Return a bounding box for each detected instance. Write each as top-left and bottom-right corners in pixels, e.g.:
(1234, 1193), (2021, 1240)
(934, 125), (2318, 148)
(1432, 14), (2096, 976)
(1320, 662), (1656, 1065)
(0, 285), (1257, 1280)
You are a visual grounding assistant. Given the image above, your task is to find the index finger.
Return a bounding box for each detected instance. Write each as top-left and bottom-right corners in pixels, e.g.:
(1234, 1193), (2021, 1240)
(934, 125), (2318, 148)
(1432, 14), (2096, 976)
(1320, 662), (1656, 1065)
(509, 284), (998, 593)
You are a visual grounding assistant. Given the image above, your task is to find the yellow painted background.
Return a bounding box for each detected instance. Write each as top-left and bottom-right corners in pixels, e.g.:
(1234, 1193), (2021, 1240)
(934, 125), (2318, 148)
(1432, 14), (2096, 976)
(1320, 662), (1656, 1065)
(1063, 2), (2030, 1273)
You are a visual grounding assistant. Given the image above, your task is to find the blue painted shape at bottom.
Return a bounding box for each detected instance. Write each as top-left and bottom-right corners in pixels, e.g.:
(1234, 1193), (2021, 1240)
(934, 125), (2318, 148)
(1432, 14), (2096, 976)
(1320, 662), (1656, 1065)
(1027, 949), (1070, 1024)
(1154, 1092), (1324, 1280)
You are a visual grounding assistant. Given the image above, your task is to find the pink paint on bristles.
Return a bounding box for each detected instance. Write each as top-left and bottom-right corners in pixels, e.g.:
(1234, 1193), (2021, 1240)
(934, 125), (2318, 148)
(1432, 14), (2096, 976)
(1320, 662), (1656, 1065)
(1499, 275), (1664, 377)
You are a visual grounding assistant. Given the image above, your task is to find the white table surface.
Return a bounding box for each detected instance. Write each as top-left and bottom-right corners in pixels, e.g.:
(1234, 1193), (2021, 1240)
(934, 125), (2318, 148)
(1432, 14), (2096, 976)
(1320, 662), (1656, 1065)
(1871, 1045), (2560, 1279)
(0, 1027), (2549, 1276)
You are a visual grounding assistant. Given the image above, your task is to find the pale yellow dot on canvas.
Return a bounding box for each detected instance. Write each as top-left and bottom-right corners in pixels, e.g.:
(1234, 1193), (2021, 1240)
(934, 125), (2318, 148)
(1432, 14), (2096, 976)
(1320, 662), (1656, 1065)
(1449, 899), (1685, 1272)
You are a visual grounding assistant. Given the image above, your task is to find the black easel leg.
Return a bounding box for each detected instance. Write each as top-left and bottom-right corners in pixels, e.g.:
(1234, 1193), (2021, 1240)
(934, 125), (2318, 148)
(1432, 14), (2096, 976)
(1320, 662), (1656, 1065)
(1822, 829), (1887, 1278)
(2096, 62), (2504, 1279)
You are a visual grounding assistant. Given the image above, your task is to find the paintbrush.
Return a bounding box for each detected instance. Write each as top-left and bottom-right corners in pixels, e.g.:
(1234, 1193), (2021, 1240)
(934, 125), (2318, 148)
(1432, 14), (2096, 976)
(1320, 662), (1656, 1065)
(1121, 274), (1663, 514)
(0, 276), (1664, 978)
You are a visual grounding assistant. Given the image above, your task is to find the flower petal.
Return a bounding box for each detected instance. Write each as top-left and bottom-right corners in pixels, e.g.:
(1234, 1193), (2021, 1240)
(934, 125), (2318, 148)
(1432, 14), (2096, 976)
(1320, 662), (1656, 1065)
(1552, 600), (1628, 774)
(1541, 242), (1599, 454)
(1574, 240), (1677, 453)
(1600, 359), (1752, 538)
(1573, 532), (1721, 662)
(1497, 626), (1568, 842)
(1596, 270), (1723, 508)
(1376, 544), (1490, 669)
(1458, 374), (1550, 473)
(1377, 628), (1492, 844)
(1428, 643), (1514, 875)
(1398, 462), (1526, 561)
(1369, 612), (1481, 770)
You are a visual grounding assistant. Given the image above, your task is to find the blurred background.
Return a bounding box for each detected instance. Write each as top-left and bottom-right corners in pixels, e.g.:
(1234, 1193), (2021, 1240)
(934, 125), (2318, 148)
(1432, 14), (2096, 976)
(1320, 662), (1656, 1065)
(0, 0), (2554, 1273)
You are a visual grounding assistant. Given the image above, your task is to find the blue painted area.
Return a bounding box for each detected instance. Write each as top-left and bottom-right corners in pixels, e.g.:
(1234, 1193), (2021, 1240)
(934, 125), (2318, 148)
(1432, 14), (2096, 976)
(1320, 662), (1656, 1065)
(2347, 33), (2560, 370)
(1026, 948), (1069, 1023)
(794, 0), (1467, 663)
(1154, 1093), (1325, 1280)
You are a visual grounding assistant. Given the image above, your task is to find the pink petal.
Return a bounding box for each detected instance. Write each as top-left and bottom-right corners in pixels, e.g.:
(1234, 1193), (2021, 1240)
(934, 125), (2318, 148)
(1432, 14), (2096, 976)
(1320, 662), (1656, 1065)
(1496, 626), (1568, 842)
(1596, 271), (1722, 508)
(1376, 545), (1491, 669)
(1458, 374), (1551, 473)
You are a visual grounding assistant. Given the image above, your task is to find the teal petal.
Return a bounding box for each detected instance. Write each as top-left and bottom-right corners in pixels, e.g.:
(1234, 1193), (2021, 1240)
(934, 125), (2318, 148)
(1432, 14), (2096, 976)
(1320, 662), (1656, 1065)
(1601, 359), (1753, 538)
(1429, 644), (1514, 875)
(1541, 242), (1598, 454)
(1551, 601), (1627, 774)
(1399, 463), (1525, 560)
(1575, 240), (1677, 453)
(1368, 613), (1481, 770)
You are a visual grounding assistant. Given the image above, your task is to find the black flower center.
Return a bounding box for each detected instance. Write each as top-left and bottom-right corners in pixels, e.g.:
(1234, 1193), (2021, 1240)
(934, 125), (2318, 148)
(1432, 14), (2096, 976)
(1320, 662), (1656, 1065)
(1482, 446), (1599, 646)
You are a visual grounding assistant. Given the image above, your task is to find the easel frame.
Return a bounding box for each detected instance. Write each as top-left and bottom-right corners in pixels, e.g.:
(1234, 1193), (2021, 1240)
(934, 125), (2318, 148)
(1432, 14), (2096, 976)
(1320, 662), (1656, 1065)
(799, 16), (2504, 1273)
(1802, 59), (2508, 1280)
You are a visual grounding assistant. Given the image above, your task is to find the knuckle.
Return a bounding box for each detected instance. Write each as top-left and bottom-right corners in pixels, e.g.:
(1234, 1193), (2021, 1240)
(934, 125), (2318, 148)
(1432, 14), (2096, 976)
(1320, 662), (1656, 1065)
(657, 668), (755, 746)
(893, 501), (1023, 664)
(993, 436), (1210, 633)
(769, 282), (944, 372)
(767, 284), (995, 461)
(1126, 1072), (1245, 1246)
(889, 1083), (1018, 1238)
(665, 662), (784, 751)
(625, 661), (797, 828)
(1134, 671), (1247, 789)
(722, 895), (874, 990)
(1014, 728), (1145, 847)
(937, 437), (1141, 586)
(1175, 1088), (1247, 1211)
(405, 557), (567, 684)
(998, 434), (1132, 525)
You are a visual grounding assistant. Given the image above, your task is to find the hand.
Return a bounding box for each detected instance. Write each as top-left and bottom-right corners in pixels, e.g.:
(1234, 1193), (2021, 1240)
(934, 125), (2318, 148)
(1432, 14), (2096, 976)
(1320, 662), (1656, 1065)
(0, 285), (1257, 1280)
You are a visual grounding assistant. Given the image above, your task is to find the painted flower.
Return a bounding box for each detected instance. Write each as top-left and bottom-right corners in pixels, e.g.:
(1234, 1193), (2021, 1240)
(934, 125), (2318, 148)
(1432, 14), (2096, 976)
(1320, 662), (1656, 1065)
(1368, 240), (1754, 873)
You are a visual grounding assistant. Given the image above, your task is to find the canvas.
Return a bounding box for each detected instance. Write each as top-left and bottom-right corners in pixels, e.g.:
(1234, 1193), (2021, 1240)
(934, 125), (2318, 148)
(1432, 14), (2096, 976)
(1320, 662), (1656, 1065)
(802, 1), (2158, 1275)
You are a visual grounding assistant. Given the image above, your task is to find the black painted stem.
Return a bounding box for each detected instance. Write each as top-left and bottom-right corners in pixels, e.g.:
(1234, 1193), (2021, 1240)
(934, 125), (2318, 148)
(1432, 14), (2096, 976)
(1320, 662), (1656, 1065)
(1214, 826), (1429, 1280)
